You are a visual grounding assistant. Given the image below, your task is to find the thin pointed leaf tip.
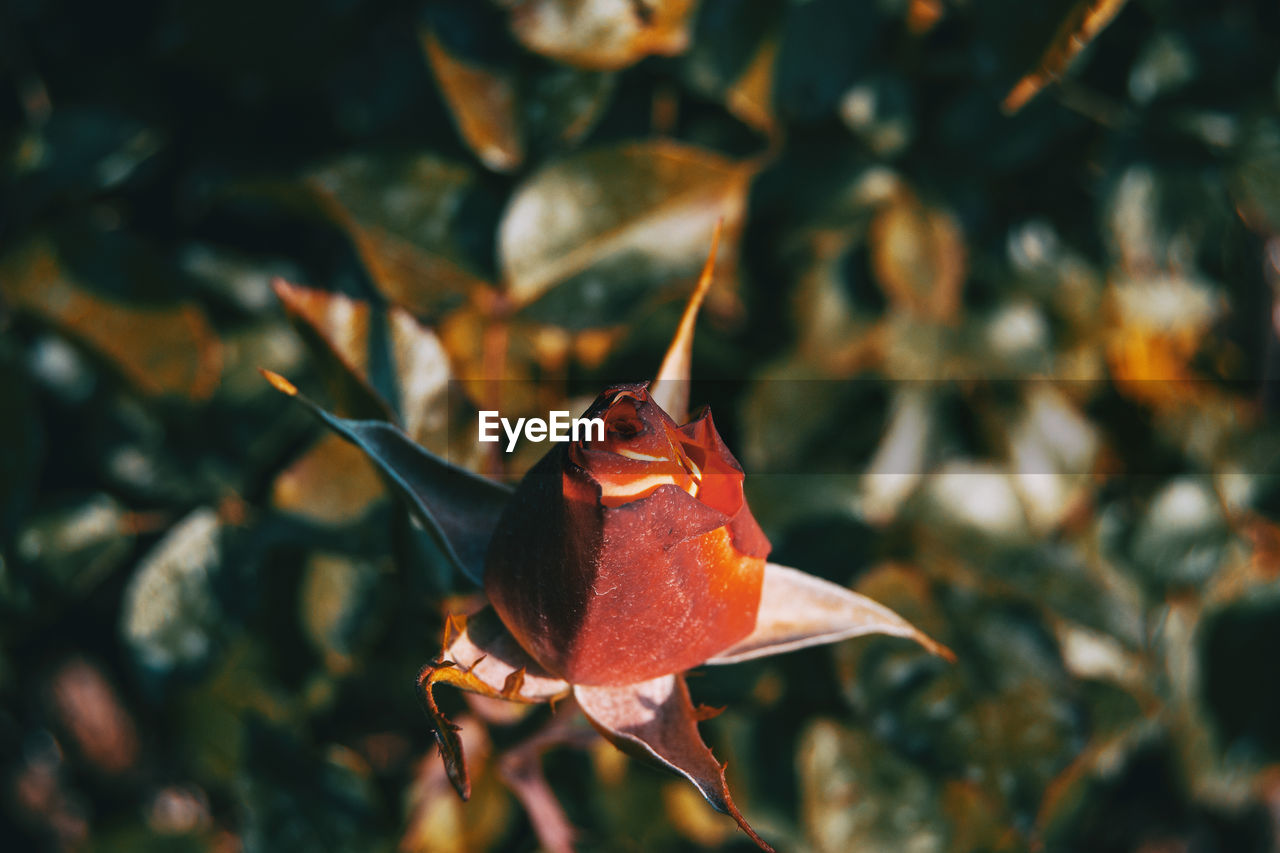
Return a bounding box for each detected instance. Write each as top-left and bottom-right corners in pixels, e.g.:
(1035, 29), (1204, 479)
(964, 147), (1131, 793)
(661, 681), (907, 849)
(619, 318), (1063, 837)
(260, 368), (510, 585)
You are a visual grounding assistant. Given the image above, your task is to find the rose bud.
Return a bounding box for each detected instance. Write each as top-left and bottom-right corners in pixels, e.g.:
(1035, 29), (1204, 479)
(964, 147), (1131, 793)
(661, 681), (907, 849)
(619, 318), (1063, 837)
(265, 228), (953, 853)
(483, 382), (771, 686)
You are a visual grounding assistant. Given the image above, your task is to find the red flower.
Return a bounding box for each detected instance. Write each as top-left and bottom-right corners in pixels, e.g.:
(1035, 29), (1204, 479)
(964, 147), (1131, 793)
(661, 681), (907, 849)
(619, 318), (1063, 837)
(485, 383), (769, 686)
(264, 233), (952, 852)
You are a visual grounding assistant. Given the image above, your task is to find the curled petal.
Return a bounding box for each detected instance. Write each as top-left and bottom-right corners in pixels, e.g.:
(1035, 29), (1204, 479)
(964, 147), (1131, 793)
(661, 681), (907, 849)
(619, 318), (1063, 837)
(574, 675), (774, 852)
(706, 563), (954, 665)
(417, 609), (571, 800)
(438, 608), (573, 704)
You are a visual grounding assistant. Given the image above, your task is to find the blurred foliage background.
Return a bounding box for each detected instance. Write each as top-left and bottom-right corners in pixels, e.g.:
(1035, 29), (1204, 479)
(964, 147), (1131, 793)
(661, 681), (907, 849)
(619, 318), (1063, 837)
(4, 0), (1280, 850)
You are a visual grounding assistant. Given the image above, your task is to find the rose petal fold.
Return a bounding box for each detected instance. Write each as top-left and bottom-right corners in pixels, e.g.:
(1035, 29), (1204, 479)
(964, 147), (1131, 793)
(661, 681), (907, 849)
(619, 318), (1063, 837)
(574, 674), (774, 852)
(417, 608), (570, 800)
(262, 370), (510, 584)
(706, 562), (954, 664)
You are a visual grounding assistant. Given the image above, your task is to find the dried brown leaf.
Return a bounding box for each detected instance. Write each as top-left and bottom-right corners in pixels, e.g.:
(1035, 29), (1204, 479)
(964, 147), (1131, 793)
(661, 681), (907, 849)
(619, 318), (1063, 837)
(436, 608), (572, 705)
(417, 608), (570, 801)
(869, 189), (967, 323)
(906, 0), (945, 35)
(307, 154), (492, 319)
(724, 37), (779, 140)
(401, 716), (512, 853)
(273, 280), (453, 448)
(270, 433), (385, 524)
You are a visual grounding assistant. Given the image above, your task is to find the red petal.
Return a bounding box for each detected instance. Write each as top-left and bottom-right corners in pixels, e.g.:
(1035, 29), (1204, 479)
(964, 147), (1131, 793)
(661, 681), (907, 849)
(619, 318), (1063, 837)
(707, 562), (954, 664)
(575, 674), (774, 852)
(486, 451), (764, 685)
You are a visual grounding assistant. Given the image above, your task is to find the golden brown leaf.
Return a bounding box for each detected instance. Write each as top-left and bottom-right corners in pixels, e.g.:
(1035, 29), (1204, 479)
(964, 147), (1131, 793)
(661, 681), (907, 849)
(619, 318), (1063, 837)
(400, 719), (512, 853)
(869, 189), (967, 323)
(1003, 0), (1131, 113)
(906, 0), (945, 35)
(724, 38), (779, 140)
(1, 239), (222, 400)
(273, 280), (453, 449)
(307, 155), (492, 319)
(1103, 275), (1223, 409)
(422, 29), (524, 173)
(499, 141), (754, 318)
(271, 433), (386, 524)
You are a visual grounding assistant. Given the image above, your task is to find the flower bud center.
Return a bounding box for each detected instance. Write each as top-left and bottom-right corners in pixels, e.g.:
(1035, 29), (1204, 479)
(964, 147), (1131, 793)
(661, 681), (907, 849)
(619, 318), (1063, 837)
(588, 393), (705, 506)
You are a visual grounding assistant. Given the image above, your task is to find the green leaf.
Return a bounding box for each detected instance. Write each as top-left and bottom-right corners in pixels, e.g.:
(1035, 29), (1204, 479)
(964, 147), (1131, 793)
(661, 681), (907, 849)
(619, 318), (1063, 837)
(261, 370), (509, 585)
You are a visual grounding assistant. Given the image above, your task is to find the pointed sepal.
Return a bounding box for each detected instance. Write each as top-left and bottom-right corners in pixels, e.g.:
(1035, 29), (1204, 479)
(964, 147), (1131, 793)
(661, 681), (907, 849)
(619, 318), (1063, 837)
(651, 219), (721, 424)
(707, 562), (954, 664)
(574, 674), (774, 852)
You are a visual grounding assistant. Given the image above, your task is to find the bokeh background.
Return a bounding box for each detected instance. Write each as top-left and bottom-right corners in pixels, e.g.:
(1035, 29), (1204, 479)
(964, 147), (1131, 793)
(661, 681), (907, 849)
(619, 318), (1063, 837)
(4, 0), (1280, 850)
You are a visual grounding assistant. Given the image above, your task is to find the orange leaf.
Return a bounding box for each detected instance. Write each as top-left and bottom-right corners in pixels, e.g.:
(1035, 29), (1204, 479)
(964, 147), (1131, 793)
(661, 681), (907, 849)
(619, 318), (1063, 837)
(1003, 0), (1131, 113)
(2, 239), (222, 401)
(422, 29), (524, 172)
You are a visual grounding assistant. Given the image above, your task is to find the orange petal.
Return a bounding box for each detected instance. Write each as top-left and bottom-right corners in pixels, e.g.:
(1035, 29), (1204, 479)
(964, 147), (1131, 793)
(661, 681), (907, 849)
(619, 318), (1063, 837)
(574, 674), (774, 852)
(706, 562), (954, 664)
